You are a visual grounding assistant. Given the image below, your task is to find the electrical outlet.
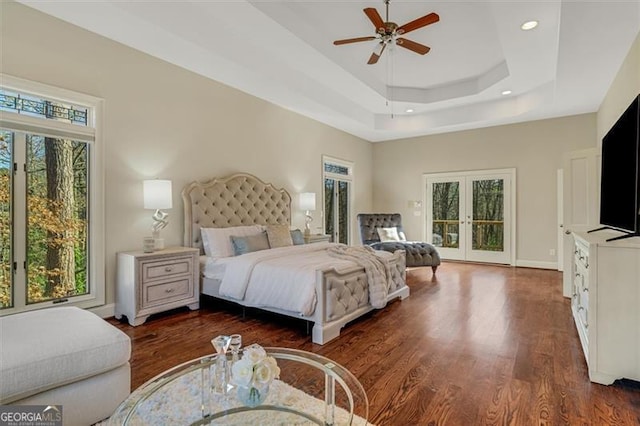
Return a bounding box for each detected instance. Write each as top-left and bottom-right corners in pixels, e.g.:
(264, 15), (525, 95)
(549, 248), (556, 256)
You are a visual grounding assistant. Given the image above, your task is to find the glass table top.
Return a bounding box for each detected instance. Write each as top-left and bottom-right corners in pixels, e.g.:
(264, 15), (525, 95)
(110, 347), (369, 426)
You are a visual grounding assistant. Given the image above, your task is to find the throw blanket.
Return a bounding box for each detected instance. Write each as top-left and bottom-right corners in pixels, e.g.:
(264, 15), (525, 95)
(327, 245), (392, 309)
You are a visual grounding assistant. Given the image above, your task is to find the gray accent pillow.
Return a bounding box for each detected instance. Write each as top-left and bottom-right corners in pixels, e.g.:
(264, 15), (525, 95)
(230, 231), (270, 256)
(290, 229), (305, 245)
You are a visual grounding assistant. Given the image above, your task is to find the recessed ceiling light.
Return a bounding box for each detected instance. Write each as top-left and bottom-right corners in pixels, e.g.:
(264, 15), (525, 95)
(501, 90), (512, 95)
(405, 108), (414, 113)
(521, 20), (538, 31)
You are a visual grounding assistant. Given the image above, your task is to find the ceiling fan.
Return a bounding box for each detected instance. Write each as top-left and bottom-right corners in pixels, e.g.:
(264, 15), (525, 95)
(333, 0), (439, 65)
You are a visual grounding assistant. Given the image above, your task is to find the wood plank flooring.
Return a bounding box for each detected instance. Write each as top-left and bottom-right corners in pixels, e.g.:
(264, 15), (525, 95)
(108, 262), (640, 425)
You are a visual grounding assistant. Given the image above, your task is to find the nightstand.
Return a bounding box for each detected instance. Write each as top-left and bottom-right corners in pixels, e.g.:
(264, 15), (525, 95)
(304, 234), (332, 244)
(115, 247), (199, 326)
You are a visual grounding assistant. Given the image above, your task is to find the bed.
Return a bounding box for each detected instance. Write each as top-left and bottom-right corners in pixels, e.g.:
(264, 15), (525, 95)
(182, 173), (408, 344)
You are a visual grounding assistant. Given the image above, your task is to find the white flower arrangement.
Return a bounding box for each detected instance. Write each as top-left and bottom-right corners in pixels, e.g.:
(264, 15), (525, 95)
(231, 343), (280, 403)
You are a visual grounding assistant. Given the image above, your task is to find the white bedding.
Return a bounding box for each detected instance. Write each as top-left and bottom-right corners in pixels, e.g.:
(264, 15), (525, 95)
(217, 243), (360, 316)
(200, 255), (233, 281)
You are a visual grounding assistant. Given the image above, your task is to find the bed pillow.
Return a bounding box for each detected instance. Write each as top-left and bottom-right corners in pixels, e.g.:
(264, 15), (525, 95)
(201, 225), (265, 258)
(266, 224), (293, 248)
(377, 227), (402, 242)
(231, 231), (270, 256)
(290, 229), (305, 245)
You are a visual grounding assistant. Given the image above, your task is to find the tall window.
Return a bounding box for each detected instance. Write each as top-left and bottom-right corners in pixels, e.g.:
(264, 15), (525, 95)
(0, 75), (104, 314)
(323, 156), (354, 245)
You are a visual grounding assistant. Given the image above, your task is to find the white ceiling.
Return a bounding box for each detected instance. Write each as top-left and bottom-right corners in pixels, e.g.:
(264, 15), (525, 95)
(17, 0), (640, 142)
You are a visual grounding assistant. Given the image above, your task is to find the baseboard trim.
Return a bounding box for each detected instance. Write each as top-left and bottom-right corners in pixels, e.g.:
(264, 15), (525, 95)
(90, 303), (115, 319)
(515, 260), (558, 270)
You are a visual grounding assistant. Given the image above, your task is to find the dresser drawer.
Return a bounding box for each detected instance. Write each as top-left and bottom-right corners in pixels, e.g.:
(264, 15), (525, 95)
(142, 256), (192, 281)
(574, 242), (589, 270)
(142, 278), (192, 307)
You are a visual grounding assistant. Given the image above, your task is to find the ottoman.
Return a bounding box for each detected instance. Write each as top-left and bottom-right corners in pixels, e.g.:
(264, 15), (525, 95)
(0, 306), (131, 425)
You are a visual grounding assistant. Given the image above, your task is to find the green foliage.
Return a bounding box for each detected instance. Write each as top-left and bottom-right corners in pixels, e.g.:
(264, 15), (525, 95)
(0, 170), (11, 306)
(432, 179), (505, 251)
(0, 134), (89, 308)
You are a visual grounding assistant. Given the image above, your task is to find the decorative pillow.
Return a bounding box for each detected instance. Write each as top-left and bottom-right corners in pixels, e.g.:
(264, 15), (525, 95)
(266, 224), (293, 248)
(377, 227), (401, 242)
(231, 231), (270, 256)
(290, 229), (305, 245)
(398, 231), (407, 241)
(201, 225), (265, 258)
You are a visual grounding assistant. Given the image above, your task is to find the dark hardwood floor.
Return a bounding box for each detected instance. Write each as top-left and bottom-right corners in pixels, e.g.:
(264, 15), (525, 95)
(108, 262), (640, 425)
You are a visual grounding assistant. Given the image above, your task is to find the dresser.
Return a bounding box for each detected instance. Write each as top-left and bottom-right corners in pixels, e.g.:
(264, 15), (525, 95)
(571, 231), (640, 384)
(116, 247), (200, 326)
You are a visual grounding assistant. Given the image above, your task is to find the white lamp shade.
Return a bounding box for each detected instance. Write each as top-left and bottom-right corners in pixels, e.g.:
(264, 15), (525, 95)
(144, 179), (172, 209)
(299, 192), (316, 211)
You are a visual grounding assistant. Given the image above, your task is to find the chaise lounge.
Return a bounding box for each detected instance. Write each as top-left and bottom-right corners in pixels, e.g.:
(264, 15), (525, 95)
(357, 213), (441, 273)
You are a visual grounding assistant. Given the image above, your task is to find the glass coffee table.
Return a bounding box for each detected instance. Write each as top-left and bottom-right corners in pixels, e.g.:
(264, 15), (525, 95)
(110, 347), (369, 425)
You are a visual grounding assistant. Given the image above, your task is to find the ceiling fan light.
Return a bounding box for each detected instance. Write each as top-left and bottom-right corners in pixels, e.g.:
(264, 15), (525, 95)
(373, 42), (385, 56)
(521, 20), (538, 31)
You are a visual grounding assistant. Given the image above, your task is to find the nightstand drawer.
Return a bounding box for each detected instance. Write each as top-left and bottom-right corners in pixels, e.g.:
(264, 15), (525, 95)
(143, 278), (192, 307)
(143, 257), (192, 281)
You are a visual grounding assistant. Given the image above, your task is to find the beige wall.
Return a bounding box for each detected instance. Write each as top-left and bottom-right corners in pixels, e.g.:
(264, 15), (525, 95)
(1, 3), (373, 306)
(372, 114), (597, 266)
(597, 31), (640, 142)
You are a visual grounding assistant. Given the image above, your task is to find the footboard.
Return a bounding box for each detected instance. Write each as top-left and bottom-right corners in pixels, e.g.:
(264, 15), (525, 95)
(200, 251), (408, 345)
(311, 250), (408, 344)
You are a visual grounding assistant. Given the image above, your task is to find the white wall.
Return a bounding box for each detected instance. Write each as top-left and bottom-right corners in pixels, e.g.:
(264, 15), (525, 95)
(372, 114), (597, 267)
(0, 3), (373, 305)
(597, 31), (640, 142)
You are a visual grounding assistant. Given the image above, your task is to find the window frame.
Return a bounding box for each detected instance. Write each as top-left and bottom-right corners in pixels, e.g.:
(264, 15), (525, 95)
(0, 74), (105, 315)
(322, 155), (354, 245)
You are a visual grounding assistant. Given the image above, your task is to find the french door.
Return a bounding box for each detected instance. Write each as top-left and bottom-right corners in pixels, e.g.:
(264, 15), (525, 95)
(323, 156), (353, 245)
(424, 169), (515, 265)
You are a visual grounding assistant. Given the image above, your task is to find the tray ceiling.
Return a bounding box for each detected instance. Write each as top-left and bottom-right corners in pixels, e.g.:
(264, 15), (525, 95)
(16, 0), (640, 142)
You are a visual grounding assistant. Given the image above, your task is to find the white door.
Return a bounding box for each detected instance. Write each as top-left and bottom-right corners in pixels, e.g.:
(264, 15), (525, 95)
(562, 148), (599, 297)
(425, 169), (515, 265)
(557, 169), (564, 272)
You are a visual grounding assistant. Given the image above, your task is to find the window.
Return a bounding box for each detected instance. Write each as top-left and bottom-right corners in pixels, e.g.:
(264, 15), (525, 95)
(0, 75), (104, 314)
(323, 156), (354, 245)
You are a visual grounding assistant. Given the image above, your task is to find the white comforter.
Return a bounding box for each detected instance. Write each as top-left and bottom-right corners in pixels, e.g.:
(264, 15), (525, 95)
(218, 242), (390, 316)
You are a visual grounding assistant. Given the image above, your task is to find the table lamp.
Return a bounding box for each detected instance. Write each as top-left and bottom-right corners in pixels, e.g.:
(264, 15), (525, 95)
(299, 192), (316, 236)
(143, 179), (172, 250)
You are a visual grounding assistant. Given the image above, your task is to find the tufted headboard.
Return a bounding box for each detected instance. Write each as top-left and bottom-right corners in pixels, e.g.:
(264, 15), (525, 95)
(182, 173), (291, 252)
(356, 213), (405, 245)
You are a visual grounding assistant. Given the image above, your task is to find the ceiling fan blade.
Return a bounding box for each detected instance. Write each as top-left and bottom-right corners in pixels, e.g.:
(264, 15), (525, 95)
(397, 12), (440, 35)
(396, 38), (431, 55)
(367, 43), (386, 65)
(364, 7), (385, 32)
(333, 36), (377, 46)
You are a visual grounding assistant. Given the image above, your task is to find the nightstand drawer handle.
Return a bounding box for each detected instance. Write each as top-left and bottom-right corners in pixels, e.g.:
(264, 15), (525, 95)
(165, 266), (173, 272)
(165, 288), (175, 293)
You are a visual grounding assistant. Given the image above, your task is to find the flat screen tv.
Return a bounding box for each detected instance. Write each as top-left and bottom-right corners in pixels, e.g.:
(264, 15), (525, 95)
(594, 94), (640, 241)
